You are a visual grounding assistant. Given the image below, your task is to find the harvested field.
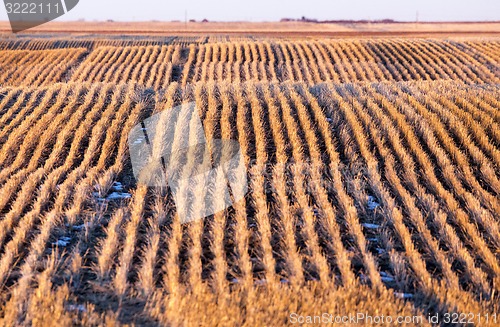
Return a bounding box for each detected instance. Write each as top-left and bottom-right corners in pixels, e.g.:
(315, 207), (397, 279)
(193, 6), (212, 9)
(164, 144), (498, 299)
(0, 34), (499, 326)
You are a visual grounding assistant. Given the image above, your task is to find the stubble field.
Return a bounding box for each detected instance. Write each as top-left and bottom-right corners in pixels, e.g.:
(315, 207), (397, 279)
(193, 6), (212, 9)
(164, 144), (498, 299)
(0, 33), (499, 326)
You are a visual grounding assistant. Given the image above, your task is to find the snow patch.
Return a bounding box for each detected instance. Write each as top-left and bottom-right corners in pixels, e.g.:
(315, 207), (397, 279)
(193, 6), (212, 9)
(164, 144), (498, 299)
(381, 276), (395, 282)
(380, 272), (395, 282)
(67, 304), (87, 312)
(106, 192), (132, 200)
(362, 223), (381, 229)
(367, 196), (380, 210)
(92, 191), (132, 202)
(111, 182), (124, 192)
(395, 292), (414, 299)
(53, 236), (71, 247)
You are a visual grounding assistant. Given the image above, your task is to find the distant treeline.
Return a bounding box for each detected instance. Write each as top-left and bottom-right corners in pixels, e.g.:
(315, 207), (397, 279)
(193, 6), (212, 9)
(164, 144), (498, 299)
(280, 17), (396, 23)
(280, 17), (499, 24)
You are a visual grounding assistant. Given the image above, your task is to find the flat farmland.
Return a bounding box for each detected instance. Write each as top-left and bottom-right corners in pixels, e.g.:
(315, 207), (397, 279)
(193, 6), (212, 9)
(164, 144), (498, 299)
(0, 31), (499, 326)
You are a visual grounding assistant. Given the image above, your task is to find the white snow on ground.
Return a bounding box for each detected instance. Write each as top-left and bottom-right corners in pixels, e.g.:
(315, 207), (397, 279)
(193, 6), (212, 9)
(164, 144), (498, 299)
(106, 192), (132, 200)
(67, 304), (87, 312)
(92, 190), (132, 202)
(367, 196), (380, 210)
(395, 293), (414, 299)
(380, 272), (395, 282)
(52, 236), (72, 247)
(362, 223), (381, 229)
(111, 181), (124, 192)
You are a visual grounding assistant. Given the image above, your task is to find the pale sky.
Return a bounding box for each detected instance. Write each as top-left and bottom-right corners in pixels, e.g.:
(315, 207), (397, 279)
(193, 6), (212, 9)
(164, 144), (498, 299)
(1, 0), (499, 22)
